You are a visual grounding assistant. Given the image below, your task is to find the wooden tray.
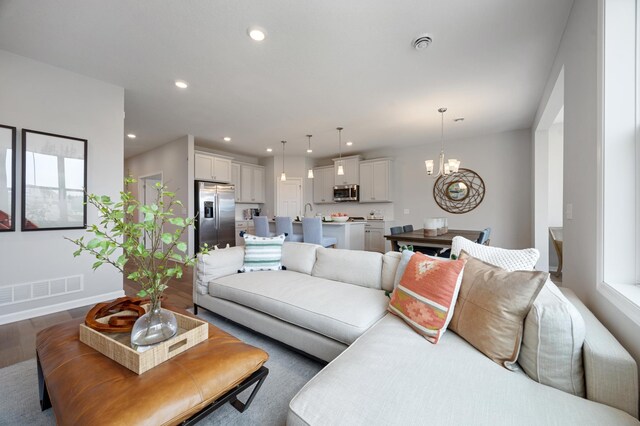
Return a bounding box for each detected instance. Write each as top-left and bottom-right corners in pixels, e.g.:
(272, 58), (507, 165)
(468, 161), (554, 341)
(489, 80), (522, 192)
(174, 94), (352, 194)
(79, 305), (208, 374)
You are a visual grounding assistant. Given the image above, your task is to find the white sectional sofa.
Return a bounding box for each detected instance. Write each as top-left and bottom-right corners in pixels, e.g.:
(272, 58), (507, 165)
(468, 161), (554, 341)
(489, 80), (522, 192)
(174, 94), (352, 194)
(193, 242), (640, 425)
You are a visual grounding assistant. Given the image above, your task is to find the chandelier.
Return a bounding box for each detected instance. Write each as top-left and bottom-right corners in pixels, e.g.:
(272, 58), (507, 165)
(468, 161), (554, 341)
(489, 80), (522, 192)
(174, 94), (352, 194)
(425, 107), (460, 177)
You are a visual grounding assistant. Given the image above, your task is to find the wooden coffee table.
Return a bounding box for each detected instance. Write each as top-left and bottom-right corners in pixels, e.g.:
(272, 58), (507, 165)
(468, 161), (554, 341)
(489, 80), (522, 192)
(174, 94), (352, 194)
(36, 307), (269, 425)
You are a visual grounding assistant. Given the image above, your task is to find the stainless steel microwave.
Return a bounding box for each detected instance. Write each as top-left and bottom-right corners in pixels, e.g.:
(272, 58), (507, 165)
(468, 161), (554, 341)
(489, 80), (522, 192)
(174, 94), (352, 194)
(333, 184), (359, 202)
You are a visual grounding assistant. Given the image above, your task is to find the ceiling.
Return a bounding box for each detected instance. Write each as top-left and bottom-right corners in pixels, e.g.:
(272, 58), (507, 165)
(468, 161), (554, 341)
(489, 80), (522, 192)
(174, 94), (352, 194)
(0, 0), (573, 159)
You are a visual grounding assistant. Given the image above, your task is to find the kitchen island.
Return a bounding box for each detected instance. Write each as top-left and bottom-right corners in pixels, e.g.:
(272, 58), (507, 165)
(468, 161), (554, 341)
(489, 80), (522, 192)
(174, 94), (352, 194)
(268, 220), (365, 250)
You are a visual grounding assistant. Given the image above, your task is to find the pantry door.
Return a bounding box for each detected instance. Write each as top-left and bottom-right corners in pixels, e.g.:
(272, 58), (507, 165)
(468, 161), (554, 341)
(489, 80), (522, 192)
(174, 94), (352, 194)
(277, 177), (303, 218)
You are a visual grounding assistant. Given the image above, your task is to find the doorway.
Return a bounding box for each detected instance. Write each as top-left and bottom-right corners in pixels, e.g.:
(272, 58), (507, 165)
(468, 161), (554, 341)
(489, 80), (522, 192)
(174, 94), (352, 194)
(138, 172), (162, 249)
(276, 177), (303, 218)
(533, 67), (564, 273)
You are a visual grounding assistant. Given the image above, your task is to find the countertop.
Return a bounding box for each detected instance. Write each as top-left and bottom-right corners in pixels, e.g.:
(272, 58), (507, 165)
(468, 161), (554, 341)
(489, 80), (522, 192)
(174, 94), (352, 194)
(266, 219), (365, 226)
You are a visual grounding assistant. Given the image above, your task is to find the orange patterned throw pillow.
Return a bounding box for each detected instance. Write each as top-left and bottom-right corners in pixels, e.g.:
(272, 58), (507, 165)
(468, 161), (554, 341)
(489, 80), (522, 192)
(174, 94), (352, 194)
(388, 252), (466, 344)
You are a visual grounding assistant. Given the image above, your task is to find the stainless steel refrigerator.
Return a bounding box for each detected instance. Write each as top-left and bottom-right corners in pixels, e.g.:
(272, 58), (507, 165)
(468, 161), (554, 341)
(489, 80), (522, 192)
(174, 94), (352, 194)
(194, 181), (236, 251)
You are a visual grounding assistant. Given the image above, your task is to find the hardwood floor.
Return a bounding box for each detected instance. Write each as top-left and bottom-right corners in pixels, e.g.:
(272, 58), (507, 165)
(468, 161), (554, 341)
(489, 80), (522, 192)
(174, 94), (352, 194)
(0, 266), (194, 369)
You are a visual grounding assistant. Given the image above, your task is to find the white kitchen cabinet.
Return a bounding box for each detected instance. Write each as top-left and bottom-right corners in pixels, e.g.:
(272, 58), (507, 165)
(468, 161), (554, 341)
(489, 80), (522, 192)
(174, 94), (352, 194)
(313, 166), (336, 204)
(239, 164), (265, 203)
(231, 163), (242, 201)
(333, 156), (361, 186)
(235, 220), (255, 246)
(364, 220), (390, 253)
(194, 152), (232, 183)
(359, 159), (392, 203)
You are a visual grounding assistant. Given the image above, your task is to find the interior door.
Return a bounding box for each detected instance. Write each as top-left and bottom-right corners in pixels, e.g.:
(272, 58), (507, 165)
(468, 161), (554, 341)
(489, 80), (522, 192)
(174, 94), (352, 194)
(277, 178), (302, 218)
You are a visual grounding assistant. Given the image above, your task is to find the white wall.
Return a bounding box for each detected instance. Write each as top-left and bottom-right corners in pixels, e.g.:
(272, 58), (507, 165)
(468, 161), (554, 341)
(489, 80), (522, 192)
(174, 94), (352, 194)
(360, 129), (532, 249)
(533, 0), (640, 379)
(0, 50), (125, 323)
(124, 135), (192, 254)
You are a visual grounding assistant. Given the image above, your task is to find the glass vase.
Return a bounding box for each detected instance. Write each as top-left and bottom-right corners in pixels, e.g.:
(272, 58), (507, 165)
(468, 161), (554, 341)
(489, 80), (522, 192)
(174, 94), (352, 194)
(130, 294), (178, 348)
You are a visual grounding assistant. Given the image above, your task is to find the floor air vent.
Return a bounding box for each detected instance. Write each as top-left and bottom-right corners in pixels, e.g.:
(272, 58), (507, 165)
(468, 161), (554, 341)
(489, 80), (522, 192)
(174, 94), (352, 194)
(0, 275), (84, 306)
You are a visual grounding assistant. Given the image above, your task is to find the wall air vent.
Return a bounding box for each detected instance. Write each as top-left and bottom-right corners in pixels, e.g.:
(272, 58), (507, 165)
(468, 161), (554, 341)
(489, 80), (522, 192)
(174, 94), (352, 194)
(0, 275), (84, 306)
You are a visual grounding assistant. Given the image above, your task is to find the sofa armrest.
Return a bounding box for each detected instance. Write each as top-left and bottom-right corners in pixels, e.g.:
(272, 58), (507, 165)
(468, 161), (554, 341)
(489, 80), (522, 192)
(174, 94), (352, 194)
(560, 287), (639, 418)
(193, 247), (245, 301)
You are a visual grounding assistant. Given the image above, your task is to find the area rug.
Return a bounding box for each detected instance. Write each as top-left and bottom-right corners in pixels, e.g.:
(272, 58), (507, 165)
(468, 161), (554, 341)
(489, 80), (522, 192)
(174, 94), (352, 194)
(0, 311), (324, 426)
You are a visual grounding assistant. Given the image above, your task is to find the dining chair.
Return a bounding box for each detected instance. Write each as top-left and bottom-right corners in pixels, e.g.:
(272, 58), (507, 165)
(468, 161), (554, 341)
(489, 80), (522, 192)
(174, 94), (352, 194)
(549, 227), (563, 277)
(477, 227), (492, 245)
(275, 216), (304, 242)
(302, 217), (337, 248)
(253, 216), (274, 238)
(403, 224), (414, 233)
(390, 226), (404, 235)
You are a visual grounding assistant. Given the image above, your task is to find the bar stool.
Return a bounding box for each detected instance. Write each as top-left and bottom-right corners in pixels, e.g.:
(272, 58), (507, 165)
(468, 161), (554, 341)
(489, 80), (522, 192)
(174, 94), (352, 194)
(302, 217), (337, 248)
(253, 216), (274, 237)
(275, 216), (303, 242)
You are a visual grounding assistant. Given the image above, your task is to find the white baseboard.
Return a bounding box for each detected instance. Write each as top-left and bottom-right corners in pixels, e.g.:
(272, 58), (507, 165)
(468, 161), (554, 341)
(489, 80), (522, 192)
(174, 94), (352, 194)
(0, 290), (125, 325)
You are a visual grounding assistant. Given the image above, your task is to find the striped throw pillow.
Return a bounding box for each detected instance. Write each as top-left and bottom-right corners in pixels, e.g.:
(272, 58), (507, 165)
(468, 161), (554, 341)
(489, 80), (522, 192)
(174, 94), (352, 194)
(242, 234), (286, 272)
(388, 252), (466, 344)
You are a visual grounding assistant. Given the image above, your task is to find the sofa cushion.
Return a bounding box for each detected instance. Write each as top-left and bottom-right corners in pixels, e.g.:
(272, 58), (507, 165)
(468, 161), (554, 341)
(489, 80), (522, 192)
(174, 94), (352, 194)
(242, 233), (285, 272)
(208, 271), (388, 345)
(388, 252), (466, 343)
(195, 247), (244, 295)
(288, 314), (639, 426)
(311, 247), (383, 289)
(381, 251), (401, 292)
(449, 237), (587, 396)
(449, 253), (547, 370)
(519, 280), (586, 397)
(281, 242), (318, 275)
(451, 236), (539, 271)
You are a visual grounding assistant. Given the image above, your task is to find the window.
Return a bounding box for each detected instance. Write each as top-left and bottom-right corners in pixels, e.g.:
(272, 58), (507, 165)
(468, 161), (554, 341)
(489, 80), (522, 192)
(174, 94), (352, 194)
(599, 0), (640, 322)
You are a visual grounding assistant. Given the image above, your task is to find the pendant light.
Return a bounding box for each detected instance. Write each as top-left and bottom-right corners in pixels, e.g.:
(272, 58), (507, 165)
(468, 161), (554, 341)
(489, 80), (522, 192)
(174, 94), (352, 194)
(306, 134), (314, 179)
(425, 107), (460, 177)
(280, 140), (287, 181)
(336, 127), (345, 176)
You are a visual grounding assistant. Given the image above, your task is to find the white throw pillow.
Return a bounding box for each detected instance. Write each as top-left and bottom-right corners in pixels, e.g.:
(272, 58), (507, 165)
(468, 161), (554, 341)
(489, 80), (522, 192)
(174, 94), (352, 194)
(451, 237), (586, 397)
(242, 234), (286, 272)
(519, 279), (586, 397)
(450, 236), (539, 271)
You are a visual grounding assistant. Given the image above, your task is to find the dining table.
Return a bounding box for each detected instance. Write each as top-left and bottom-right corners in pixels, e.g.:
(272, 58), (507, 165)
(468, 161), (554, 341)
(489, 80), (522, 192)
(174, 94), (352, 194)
(385, 229), (482, 252)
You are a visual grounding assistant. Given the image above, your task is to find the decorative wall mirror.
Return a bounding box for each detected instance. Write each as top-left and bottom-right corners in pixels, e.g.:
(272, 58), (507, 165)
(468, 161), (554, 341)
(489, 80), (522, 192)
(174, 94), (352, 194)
(433, 168), (485, 214)
(0, 124), (16, 231)
(21, 129), (87, 231)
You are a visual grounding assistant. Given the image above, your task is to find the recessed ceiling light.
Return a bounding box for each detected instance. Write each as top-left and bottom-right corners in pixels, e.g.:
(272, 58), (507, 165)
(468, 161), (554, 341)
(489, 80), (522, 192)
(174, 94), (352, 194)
(306, 149), (313, 153)
(175, 80), (188, 89)
(266, 148), (273, 152)
(346, 141), (353, 146)
(223, 137), (231, 142)
(248, 27), (266, 41)
(127, 133), (136, 139)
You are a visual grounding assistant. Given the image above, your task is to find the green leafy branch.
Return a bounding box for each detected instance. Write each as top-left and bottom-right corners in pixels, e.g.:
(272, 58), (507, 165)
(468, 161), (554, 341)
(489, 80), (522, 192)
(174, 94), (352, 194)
(66, 177), (208, 299)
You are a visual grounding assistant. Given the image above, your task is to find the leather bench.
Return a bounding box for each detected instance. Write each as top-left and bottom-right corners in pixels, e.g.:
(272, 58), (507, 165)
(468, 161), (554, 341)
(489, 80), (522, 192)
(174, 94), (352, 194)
(35, 309), (269, 425)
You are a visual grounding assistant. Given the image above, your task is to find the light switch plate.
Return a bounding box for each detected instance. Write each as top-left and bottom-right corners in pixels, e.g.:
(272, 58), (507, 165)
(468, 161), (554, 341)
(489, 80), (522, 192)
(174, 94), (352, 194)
(404, 209), (410, 215)
(565, 203), (573, 220)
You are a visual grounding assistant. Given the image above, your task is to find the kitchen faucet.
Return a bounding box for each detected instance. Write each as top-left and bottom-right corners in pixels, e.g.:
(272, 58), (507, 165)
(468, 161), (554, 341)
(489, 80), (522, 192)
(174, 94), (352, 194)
(304, 203), (313, 216)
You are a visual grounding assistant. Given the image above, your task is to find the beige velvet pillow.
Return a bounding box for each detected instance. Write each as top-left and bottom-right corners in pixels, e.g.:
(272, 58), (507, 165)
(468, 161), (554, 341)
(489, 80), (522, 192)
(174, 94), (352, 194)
(449, 251), (548, 370)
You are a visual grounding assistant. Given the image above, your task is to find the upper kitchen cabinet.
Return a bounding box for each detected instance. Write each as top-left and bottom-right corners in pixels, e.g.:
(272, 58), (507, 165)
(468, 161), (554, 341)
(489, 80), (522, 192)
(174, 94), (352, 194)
(239, 163), (265, 203)
(231, 163), (241, 202)
(359, 159), (393, 203)
(333, 155), (361, 186)
(313, 166), (336, 204)
(194, 152), (232, 182)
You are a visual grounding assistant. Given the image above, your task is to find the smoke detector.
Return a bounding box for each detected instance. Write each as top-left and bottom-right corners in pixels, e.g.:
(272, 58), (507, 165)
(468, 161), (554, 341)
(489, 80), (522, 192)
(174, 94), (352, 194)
(413, 35), (433, 50)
